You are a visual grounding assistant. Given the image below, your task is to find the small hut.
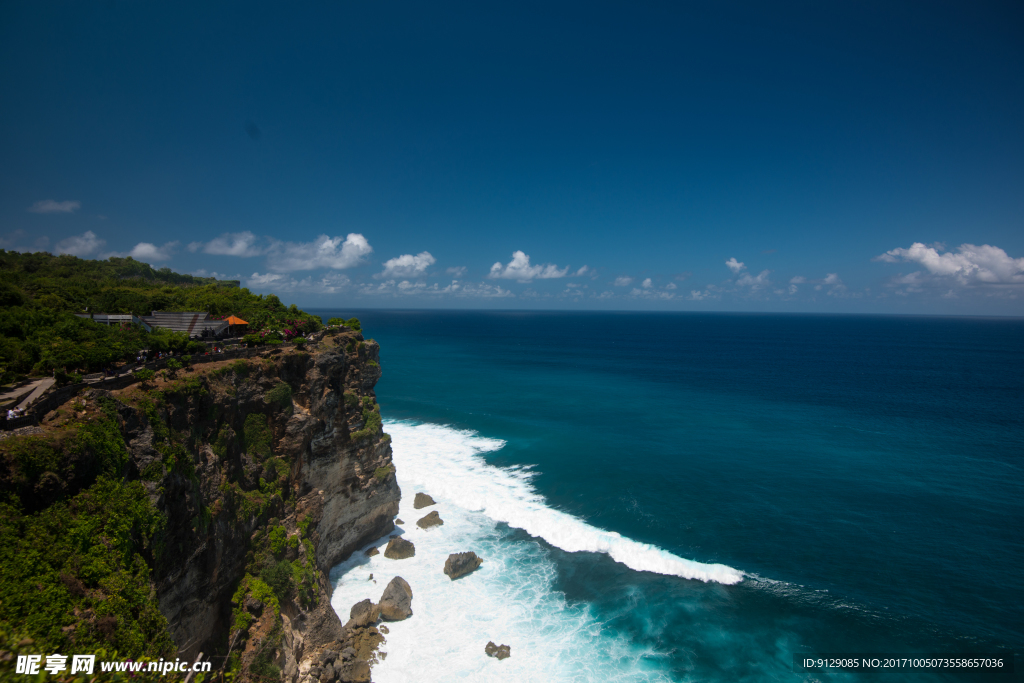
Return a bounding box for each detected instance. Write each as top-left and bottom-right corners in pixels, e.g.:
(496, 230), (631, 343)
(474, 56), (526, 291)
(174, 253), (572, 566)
(225, 315), (249, 336)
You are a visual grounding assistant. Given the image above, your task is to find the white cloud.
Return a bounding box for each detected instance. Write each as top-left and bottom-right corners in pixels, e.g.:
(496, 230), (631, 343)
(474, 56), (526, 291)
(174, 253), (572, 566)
(736, 269), (771, 290)
(247, 272), (351, 294)
(613, 276), (633, 287)
(266, 233), (372, 272)
(446, 266), (468, 277)
(575, 265), (589, 276)
(377, 251), (436, 279)
(788, 284), (799, 295)
(789, 276), (806, 284)
(190, 231), (264, 257)
(726, 257), (746, 274)
(55, 231), (105, 257)
(248, 272), (285, 286)
(488, 250), (569, 281)
(129, 241), (179, 262)
(191, 269), (239, 280)
(630, 286), (676, 300)
(875, 242), (1024, 285)
(28, 199), (80, 214)
(361, 279), (514, 298)
(823, 273), (842, 285)
(665, 282), (677, 290)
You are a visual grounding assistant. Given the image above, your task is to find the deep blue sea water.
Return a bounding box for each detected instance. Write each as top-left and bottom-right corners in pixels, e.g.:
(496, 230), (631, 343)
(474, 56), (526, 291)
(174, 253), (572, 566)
(320, 310), (1023, 682)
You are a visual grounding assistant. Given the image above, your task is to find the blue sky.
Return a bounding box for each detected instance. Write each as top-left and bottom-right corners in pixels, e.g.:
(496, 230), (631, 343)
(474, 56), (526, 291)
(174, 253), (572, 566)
(2, 1), (1022, 314)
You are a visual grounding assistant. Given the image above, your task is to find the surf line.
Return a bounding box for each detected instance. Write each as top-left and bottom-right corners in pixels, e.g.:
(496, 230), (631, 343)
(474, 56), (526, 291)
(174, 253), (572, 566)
(385, 420), (745, 585)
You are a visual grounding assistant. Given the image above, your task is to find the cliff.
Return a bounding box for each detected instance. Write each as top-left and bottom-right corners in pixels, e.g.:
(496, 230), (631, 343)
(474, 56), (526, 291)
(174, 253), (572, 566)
(0, 328), (399, 682)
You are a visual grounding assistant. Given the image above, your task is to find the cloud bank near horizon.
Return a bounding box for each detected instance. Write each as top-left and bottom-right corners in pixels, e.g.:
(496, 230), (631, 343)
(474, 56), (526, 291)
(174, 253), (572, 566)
(8, 228), (1023, 310)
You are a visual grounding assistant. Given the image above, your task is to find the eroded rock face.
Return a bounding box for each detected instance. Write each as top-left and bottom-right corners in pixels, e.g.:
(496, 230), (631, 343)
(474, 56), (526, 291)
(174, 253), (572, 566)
(364, 547), (379, 557)
(416, 510), (443, 529)
(444, 551), (483, 579)
(379, 576), (413, 621)
(384, 536), (415, 559)
(94, 329), (400, 682)
(485, 641), (511, 660)
(413, 492), (435, 509)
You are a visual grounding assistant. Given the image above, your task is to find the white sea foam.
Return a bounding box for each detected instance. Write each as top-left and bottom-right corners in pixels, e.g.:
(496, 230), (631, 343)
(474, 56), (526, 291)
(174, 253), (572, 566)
(330, 420), (743, 682)
(382, 421), (743, 585)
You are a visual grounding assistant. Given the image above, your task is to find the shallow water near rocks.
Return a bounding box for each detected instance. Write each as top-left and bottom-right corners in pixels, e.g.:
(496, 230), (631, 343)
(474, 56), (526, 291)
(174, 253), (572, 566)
(326, 310), (1024, 682)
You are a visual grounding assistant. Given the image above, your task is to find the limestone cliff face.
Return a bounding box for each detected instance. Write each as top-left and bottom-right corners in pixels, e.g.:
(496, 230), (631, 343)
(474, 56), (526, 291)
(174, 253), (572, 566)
(102, 329), (399, 681)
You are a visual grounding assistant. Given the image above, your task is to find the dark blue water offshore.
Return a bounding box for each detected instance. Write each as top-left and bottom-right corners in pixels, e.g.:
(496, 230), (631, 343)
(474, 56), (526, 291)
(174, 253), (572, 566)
(315, 310), (1024, 681)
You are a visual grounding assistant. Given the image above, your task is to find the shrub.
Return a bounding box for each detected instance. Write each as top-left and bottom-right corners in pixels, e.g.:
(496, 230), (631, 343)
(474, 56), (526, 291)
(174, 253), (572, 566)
(373, 465), (393, 481)
(292, 337), (306, 348)
(269, 526), (287, 556)
(327, 317), (344, 326)
(265, 382), (292, 412)
(244, 414), (273, 460)
(259, 560), (293, 601)
(165, 359), (182, 377)
(135, 368), (155, 385)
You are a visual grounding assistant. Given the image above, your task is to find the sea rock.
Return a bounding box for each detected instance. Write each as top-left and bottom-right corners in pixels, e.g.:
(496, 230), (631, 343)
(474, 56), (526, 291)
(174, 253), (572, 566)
(485, 641), (511, 660)
(416, 510), (444, 529)
(364, 547), (379, 557)
(444, 551), (483, 580)
(378, 576), (413, 621)
(345, 599), (379, 628)
(395, 518), (404, 525)
(384, 537), (415, 559)
(413, 492), (436, 509)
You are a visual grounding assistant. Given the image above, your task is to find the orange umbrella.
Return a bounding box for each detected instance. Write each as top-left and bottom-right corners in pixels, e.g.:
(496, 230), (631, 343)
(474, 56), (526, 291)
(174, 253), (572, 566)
(225, 315), (248, 325)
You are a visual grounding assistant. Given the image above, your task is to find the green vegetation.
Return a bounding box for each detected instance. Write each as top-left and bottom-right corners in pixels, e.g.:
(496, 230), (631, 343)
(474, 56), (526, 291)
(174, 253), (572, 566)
(351, 399), (382, 442)
(327, 316), (361, 331)
(268, 525), (287, 556)
(265, 382), (293, 412)
(0, 416), (173, 662)
(0, 250), (322, 383)
(243, 414), (273, 460)
(374, 465), (394, 481)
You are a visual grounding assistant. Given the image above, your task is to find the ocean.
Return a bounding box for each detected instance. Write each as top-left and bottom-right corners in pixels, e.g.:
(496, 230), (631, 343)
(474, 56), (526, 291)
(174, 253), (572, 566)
(320, 310), (1023, 682)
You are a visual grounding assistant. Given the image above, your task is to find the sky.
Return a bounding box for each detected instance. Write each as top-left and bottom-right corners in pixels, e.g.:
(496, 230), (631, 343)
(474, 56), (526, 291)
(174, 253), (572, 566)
(1, 1), (1022, 314)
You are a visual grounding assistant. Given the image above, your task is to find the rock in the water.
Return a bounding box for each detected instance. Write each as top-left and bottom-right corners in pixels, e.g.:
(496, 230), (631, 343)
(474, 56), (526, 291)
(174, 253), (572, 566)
(444, 551), (483, 580)
(364, 547), (379, 557)
(416, 510), (444, 529)
(413, 492), (436, 509)
(395, 518), (404, 525)
(378, 576), (413, 621)
(485, 641), (511, 660)
(346, 599), (379, 628)
(384, 536), (415, 559)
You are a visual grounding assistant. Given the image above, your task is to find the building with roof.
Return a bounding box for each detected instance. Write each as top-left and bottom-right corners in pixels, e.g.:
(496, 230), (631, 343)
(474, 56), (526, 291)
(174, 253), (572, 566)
(141, 311), (230, 339)
(74, 313), (153, 332)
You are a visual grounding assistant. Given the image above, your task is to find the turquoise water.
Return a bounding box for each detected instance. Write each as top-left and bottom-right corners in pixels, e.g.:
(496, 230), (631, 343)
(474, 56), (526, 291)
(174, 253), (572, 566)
(322, 310), (1023, 682)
